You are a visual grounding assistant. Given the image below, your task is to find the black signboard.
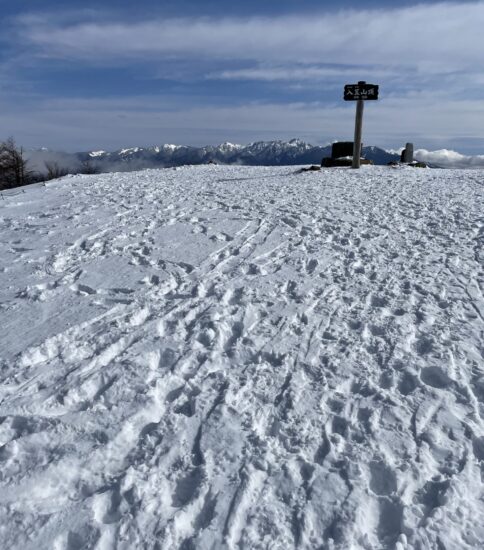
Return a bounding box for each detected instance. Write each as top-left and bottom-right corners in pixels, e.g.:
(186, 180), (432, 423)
(344, 82), (379, 101)
(331, 141), (355, 159)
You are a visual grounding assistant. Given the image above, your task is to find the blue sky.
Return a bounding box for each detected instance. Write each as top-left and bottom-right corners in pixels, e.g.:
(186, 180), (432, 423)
(1, 1), (484, 152)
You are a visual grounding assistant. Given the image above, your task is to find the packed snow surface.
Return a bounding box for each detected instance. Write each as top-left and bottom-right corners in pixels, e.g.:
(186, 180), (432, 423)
(1, 165), (483, 550)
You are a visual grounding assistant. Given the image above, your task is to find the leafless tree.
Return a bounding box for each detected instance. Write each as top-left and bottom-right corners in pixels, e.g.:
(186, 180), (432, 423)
(44, 161), (69, 180)
(0, 138), (33, 190)
(78, 159), (100, 175)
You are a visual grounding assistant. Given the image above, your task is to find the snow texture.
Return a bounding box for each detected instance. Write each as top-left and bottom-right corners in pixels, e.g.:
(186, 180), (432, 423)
(1, 165), (483, 550)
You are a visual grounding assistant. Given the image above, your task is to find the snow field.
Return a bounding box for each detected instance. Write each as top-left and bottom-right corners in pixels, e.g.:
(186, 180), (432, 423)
(0, 165), (483, 549)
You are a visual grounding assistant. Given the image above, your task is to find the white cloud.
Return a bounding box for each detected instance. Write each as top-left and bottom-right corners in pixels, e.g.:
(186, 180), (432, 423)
(17, 3), (484, 73)
(209, 66), (401, 82)
(415, 149), (484, 168)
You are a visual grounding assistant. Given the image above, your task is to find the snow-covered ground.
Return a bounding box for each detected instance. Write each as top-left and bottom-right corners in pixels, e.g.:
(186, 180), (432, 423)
(1, 165), (483, 550)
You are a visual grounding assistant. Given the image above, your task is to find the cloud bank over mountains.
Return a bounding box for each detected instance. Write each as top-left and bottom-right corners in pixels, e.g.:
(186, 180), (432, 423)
(415, 149), (484, 168)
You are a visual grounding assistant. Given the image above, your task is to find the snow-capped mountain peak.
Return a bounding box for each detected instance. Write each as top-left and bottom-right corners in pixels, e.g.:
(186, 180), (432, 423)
(119, 147), (141, 155)
(217, 142), (243, 151)
(31, 140), (400, 174)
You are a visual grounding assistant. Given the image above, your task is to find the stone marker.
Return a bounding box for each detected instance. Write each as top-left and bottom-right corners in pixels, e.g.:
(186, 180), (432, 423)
(401, 143), (414, 164)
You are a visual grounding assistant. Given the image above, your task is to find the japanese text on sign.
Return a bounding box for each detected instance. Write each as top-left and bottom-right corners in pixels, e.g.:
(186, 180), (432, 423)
(344, 83), (379, 101)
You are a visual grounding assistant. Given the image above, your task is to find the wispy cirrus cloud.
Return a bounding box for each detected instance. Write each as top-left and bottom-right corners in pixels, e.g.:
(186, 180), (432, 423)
(207, 66), (402, 82)
(15, 2), (484, 73)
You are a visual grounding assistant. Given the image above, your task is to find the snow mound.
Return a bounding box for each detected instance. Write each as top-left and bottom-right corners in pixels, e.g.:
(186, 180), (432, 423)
(1, 165), (483, 549)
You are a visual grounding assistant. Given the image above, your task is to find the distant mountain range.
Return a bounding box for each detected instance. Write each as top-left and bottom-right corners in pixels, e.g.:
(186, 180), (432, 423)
(26, 140), (400, 174)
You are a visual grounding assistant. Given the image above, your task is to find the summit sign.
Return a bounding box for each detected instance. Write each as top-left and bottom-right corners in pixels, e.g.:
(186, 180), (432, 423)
(343, 81), (380, 169)
(344, 83), (379, 101)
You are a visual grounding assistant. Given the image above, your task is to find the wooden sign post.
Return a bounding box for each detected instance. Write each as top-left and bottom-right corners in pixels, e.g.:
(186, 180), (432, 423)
(344, 81), (379, 169)
(353, 99), (364, 169)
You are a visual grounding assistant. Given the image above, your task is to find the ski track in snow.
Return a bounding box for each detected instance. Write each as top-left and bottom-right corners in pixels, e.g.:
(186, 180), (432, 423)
(0, 165), (483, 550)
